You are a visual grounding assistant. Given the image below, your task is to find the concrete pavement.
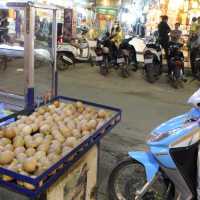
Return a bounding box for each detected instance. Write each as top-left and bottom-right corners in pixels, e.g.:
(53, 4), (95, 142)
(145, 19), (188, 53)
(0, 61), (199, 199)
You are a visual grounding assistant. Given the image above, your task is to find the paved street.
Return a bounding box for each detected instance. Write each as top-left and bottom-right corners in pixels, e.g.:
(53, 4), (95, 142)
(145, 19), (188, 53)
(0, 61), (199, 199)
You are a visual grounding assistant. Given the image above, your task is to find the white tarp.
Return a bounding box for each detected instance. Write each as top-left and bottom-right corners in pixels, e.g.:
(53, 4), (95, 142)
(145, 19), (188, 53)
(0, 44), (52, 62)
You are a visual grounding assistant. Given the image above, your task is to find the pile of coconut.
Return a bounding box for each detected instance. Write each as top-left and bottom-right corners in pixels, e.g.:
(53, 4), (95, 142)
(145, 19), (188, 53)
(0, 101), (111, 189)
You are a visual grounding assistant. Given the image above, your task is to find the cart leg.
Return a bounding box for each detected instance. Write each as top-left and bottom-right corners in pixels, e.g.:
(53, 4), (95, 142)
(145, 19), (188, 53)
(0, 59), (2, 70)
(96, 142), (100, 200)
(3, 56), (7, 71)
(27, 193), (46, 200)
(46, 145), (98, 200)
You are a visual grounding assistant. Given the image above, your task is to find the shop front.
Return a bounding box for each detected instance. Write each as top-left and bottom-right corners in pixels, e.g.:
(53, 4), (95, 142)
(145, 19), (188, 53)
(95, 6), (118, 33)
(146, 0), (200, 35)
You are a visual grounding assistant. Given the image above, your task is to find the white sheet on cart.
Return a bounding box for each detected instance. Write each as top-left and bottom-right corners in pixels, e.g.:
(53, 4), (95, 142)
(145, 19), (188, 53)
(0, 44), (52, 62)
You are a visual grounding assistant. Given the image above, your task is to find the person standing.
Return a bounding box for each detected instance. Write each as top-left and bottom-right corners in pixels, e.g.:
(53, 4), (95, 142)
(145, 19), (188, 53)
(189, 17), (199, 76)
(109, 26), (123, 63)
(190, 17), (198, 35)
(171, 23), (182, 43)
(158, 15), (171, 74)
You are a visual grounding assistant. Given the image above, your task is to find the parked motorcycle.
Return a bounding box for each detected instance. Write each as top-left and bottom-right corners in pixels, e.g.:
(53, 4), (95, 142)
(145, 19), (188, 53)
(108, 89), (200, 200)
(95, 32), (118, 76)
(117, 37), (138, 78)
(95, 39), (111, 76)
(143, 42), (162, 83)
(57, 26), (96, 71)
(168, 42), (184, 88)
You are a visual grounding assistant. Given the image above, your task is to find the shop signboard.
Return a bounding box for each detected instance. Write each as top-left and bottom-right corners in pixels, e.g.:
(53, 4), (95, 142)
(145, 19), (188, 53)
(96, 7), (118, 16)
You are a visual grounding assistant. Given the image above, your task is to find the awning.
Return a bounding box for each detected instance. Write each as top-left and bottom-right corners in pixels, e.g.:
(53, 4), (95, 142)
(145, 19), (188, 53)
(0, 2), (8, 9)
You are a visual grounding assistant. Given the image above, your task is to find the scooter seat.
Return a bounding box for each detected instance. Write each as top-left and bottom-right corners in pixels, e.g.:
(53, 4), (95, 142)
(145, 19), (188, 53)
(79, 43), (89, 49)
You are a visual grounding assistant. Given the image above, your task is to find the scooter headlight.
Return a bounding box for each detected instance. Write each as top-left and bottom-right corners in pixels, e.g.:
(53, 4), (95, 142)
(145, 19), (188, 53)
(148, 128), (181, 142)
(148, 132), (170, 142)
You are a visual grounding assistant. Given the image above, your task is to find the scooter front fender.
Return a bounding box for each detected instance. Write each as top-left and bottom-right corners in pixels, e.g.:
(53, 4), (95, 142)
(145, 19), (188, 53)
(128, 151), (159, 182)
(62, 55), (74, 64)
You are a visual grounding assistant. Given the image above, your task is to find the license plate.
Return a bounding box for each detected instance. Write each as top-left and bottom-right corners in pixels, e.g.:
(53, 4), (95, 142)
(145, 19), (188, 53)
(144, 58), (153, 64)
(117, 58), (125, 63)
(96, 56), (103, 61)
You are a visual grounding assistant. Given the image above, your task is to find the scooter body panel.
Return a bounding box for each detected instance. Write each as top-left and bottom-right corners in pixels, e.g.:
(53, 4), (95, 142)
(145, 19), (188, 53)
(128, 151), (159, 182)
(129, 107), (200, 199)
(144, 47), (161, 62)
(57, 40), (96, 62)
(148, 110), (200, 148)
(146, 108), (200, 199)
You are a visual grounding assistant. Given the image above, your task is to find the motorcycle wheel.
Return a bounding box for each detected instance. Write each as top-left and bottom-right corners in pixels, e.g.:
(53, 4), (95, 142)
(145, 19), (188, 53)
(100, 65), (109, 76)
(145, 64), (156, 83)
(100, 56), (109, 76)
(171, 67), (183, 89)
(57, 53), (73, 71)
(89, 55), (94, 67)
(108, 158), (172, 200)
(120, 64), (130, 78)
(132, 64), (138, 72)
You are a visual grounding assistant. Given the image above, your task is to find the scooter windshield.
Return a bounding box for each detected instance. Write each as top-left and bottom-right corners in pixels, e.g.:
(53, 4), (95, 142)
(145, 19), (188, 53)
(188, 88), (200, 108)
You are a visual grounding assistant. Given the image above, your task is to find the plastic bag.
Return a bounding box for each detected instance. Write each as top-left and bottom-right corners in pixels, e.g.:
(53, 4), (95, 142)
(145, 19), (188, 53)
(0, 103), (14, 127)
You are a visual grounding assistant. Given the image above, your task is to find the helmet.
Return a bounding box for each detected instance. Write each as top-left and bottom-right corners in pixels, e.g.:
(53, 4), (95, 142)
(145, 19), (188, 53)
(80, 25), (89, 34)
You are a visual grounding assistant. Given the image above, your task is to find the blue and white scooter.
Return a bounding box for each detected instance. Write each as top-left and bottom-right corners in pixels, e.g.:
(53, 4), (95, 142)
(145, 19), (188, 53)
(108, 89), (200, 200)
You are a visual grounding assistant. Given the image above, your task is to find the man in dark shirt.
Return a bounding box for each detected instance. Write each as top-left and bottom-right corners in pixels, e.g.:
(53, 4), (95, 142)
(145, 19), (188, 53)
(158, 15), (171, 74)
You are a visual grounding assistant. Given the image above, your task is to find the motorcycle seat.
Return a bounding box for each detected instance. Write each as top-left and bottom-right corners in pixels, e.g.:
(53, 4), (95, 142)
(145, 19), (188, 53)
(121, 49), (130, 56)
(79, 43), (89, 49)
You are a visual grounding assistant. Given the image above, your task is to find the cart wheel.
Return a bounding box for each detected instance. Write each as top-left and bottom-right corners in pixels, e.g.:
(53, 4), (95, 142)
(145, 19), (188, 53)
(57, 53), (73, 71)
(35, 60), (43, 68)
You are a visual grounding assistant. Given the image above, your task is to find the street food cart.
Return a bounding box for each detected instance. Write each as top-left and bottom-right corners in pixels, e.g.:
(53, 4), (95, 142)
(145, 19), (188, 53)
(0, 2), (121, 200)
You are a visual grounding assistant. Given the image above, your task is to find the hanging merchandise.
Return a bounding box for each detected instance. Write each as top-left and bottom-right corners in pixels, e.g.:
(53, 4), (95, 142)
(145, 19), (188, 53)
(63, 9), (73, 41)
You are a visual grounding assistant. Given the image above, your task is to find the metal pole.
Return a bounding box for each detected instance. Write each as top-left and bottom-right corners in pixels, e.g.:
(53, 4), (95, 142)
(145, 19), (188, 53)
(52, 9), (58, 97)
(24, 4), (35, 110)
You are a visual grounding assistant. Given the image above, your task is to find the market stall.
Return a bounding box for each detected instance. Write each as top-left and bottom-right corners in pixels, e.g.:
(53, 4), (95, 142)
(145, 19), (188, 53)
(0, 1), (56, 113)
(0, 2), (121, 200)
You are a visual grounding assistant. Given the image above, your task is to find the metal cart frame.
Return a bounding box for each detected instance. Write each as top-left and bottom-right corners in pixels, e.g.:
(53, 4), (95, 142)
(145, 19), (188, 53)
(0, 1), (58, 110)
(0, 2), (122, 200)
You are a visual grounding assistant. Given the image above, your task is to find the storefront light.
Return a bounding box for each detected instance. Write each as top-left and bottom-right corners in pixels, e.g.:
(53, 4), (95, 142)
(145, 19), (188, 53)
(160, 0), (166, 4)
(77, 6), (86, 16)
(0, 2), (7, 9)
(102, 0), (109, 6)
(192, 1), (199, 8)
(168, 0), (184, 11)
(143, 5), (149, 14)
(67, 0), (73, 8)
